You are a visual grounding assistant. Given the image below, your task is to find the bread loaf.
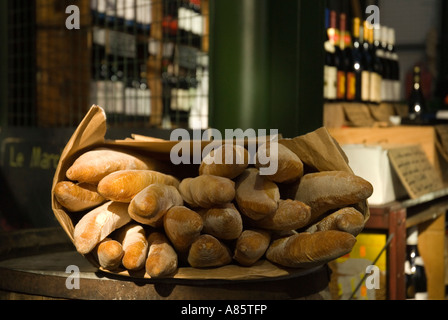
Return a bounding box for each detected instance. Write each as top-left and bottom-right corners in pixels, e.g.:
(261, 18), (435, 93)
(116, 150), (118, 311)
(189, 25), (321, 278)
(187, 234), (232, 268)
(200, 203), (243, 240)
(128, 184), (183, 227)
(178, 175), (235, 208)
(66, 148), (165, 183)
(116, 224), (148, 271)
(199, 144), (249, 179)
(73, 201), (131, 254)
(97, 169), (180, 203)
(163, 206), (203, 253)
(94, 238), (124, 270)
(312, 207), (365, 236)
(295, 171), (373, 222)
(233, 229), (271, 266)
(235, 168), (280, 220)
(145, 232), (178, 278)
(266, 230), (356, 268)
(54, 181), (106, 212)
(247, 199), (311, 231)
(255, 142), (304, 183)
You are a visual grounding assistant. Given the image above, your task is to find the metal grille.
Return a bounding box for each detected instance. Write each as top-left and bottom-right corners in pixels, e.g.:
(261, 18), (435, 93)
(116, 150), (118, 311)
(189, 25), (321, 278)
(4, 0), (209, 129)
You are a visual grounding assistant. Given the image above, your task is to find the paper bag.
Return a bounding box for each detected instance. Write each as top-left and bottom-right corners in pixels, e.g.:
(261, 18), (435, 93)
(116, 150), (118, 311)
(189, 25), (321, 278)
(52, 105), (370, 280)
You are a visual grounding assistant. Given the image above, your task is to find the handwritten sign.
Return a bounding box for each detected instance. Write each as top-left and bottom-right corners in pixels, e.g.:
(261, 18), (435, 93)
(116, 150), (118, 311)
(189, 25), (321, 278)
(343, 103), (375, 127)
(388, 145), (444, 199)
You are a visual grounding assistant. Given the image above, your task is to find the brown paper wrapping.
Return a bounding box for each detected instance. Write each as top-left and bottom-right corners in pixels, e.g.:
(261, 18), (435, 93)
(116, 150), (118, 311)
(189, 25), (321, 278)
(51, 105), (370, 280)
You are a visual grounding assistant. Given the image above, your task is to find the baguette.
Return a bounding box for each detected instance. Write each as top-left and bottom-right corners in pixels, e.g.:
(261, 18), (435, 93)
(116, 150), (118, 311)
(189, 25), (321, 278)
(97, 169), (180, 203)
(233, 229), (271, 266)
(178, 175), (235, 208)
(200, 203), (243, 240)
(255, 142), (304, 183)
(66, 148), (166, 184)
(94, 238), (124, 270)
(266, 230), (356, 268)
(199, 144), (249, 179)
(312, 207), (365, 236)
(54, 181), (106, 212)
(235, 168), (280, 220)
(129, 184), (183, 227)
(145, 232), (178, 278)
(248, 199), (311, 231)
(187, 234), (232, 268)
(163, 206), (204, 253)
(73, 201), (131, 254)
(294, 171), (373, 222)
(116, 224), (148, 271)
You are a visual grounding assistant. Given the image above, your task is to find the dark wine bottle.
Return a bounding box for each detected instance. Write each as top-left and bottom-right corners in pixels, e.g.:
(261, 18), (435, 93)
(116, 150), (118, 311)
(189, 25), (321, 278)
(379, 25), (392, 102)
(405, 227), (428, 300)
(336, 13), (347, 101)
(323, 8), (338, 102)
(361, 21), (372, 103)
(351, 17), (363, 102)
(408, 65), (426, 120)
(388, 28), (401, 102)
(370, 25), (383, 104)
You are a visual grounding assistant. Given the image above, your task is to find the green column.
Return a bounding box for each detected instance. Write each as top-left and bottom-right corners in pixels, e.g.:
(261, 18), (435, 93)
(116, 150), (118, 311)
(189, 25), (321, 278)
(209, 0), (325, 138)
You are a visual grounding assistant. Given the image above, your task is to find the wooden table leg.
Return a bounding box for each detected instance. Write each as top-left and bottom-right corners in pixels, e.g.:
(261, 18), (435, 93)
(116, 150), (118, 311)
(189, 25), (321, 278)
(388, 208), (407, 300)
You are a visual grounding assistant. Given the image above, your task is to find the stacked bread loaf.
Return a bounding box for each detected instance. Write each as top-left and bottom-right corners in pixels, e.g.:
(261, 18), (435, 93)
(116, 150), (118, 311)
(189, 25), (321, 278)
(54, 141), (373, 278)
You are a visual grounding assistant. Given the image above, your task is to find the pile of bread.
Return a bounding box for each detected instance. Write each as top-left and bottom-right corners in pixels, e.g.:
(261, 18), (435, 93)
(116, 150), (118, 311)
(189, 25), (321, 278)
(54, 142), (373, 278)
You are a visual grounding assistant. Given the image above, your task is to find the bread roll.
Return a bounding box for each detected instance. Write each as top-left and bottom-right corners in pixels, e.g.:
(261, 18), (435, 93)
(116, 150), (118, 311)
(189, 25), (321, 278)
(145, 232), (178, 278)
(200, 203), (243, 240)
(73, 201), (131, 254)
(116, 224), (148, 271)
(233, 229), (271, 266)
(178, 175), (235, 208)
(199, 144), (249, 179)
(312, 207), (365, 236)
(54, 181), (106, 212)
(129, 184), (183, 227)
(248, 199), (311, 231)
(255, 142), (304, 183)
(95, 238), (124, 270)
(294, 171), (373, 222)
(163, 206), (203, 253)
(97, 169), (180, 203)
(187, 234), (232, 268)
(66, 148), (165, 184)
(235, 168), (280, 220)
(266, 230), (356, 268)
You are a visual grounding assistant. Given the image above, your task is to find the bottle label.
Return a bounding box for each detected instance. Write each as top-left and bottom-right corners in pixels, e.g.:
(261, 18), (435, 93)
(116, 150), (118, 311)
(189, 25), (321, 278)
(393, 81), (401, 102)
(361, 71), (371, 102)
(346, 72), (356, 101)
(324, 65), (338, 100)
(370, 72), (382, 103)
(337, 71), (346, 100)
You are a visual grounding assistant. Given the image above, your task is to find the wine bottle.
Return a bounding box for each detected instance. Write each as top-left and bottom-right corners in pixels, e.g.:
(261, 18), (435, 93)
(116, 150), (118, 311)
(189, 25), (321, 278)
(388, 28), (401, 102)
(370, 25), (383, 104)
(351, 17), (363, 102)
(323, 8), (338, 102)
(408, 65), (426, 121)
(380, 26), (392, 102)
(361, 21), (372, 103)
(405, 227), (428, 300)
(337, 13), (348, 101)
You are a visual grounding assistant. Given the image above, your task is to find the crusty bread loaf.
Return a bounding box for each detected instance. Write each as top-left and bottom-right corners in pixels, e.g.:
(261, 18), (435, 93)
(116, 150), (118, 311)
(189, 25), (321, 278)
(233, 229), (271, 266)
(145, 232), (178, 278)
(163, 206), (203, 253)
(128, 184), (183, 227)
(294, 171), (373, 222)
(255, 142), (304, 183)
(66, 148), (166, 184)
(200, 203), (243, 240)
(116, 224), (148, 271)
(94, 237), (124, 270)
(312, 207), (365, 236)
(235, 168), (280, 220)
(73, 201), (131, 254)
(178, 175), (235, 208)
(266, 230), (356, 268)
(97, 169), (180, 203)
(54, 181), (106, 212)
(199, 144), (249, 179)
(187, 234), (232, 268)
(247, 199), (311, 231)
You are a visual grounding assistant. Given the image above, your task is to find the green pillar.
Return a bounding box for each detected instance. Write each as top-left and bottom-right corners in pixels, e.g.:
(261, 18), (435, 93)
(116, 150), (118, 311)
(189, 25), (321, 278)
(209, 0), (325, 138)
